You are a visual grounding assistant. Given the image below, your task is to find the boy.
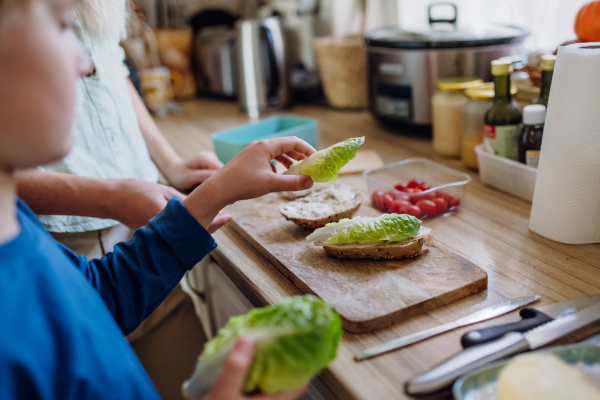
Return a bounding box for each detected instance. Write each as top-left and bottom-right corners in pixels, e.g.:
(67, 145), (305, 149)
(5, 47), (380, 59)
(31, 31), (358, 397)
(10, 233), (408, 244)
(0, 0), (313, 398)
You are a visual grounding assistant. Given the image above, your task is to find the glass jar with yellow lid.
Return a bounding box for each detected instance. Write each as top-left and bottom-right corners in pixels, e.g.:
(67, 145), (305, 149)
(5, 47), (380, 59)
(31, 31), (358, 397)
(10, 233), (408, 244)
(432, 77), (483, 157)
(462, 82), (518, 169)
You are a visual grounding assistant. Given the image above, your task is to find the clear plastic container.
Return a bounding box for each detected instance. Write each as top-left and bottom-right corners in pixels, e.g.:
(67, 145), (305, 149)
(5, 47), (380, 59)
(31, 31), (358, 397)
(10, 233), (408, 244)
(475, 144), (537, 202)
(363, 158), (471, 219)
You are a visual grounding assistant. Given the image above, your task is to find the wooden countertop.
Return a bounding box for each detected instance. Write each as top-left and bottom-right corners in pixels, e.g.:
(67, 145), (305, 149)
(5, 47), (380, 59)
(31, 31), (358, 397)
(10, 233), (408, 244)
(156, 98), (600, 400)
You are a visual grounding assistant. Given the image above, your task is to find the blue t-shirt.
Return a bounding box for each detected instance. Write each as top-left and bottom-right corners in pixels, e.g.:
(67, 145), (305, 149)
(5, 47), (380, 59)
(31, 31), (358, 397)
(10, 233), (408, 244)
(0, 198), (216, 400)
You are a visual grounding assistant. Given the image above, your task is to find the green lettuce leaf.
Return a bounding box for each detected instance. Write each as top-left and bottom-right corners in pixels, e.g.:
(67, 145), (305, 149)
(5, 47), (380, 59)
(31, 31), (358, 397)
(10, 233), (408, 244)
(182, 295), (342, 398)
(306, 213), (421, 245)
(283, 137), (364, 182)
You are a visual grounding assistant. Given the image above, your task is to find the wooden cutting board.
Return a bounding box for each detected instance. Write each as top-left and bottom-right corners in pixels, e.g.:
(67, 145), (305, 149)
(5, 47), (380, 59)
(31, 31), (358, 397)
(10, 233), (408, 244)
(228, 193), (487, 333)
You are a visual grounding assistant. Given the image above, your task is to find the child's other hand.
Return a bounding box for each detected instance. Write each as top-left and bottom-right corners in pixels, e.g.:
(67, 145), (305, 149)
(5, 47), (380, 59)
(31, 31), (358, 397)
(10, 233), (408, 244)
(203, 337), (308, 400)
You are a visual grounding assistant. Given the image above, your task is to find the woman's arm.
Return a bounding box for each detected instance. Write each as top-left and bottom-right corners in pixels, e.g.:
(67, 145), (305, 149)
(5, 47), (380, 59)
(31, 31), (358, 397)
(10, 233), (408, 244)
(15, 169), (185, 229)
(128, 79), (223, 190)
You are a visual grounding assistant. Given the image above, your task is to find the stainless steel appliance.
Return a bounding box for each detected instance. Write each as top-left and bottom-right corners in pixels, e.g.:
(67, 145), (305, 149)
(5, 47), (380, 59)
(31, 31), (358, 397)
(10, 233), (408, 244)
(190, 10), (238, 98)
(365, 3), (528, 129)
(193, 26), (237, 98)
(236, 16), (289, 116)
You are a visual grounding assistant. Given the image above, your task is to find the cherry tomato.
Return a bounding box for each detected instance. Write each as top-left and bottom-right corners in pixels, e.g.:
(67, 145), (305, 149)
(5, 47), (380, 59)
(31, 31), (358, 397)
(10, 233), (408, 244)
(394, 193), (410, 202)
(407, 179), (424, 189)
(418, 184), (431, 191)
(390, 200), (411, 214)
(382, 193), (394, 212)
(434, 190), (447, 200)
(416, 199), (437, 216)
(403, 188), (422, 194)
(394, 183), (409, 191)
(413, 192), (436, 203)
(432, 197), (448, 213)
(447, 194), (461, 209)
(371, 190), (385, 209)
(402, 205), (422, 218)
(386, 190), (397, 200)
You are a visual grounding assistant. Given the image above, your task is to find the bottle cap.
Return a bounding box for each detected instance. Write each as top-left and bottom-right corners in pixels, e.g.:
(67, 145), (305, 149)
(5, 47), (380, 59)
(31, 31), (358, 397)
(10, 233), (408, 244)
(523, 104), (546, 125)
(541, 55), (556, 71)
(465, 82), (518, 100)
(491, 59), (513, 76)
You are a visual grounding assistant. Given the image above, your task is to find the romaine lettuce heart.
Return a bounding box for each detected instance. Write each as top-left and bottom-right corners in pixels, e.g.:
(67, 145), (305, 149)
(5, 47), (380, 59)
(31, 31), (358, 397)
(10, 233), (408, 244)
(283, 137), (364, 182)
(182, 295), (342, 398)
(306, 213), (421, 245)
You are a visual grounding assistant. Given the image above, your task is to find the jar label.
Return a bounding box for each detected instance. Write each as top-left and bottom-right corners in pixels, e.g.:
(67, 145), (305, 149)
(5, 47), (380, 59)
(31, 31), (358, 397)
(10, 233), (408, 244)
(484, 124), (520, 160)
(526, 150), (540, 168)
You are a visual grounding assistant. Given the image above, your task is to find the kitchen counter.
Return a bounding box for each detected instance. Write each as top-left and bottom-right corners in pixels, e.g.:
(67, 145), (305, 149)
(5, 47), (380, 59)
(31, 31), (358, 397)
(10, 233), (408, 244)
(156, 98), (600, 400)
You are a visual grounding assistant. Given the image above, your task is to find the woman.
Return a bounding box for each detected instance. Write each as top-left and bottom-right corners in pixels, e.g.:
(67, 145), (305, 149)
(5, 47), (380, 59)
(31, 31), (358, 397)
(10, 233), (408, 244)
(0, 0), (314, 398)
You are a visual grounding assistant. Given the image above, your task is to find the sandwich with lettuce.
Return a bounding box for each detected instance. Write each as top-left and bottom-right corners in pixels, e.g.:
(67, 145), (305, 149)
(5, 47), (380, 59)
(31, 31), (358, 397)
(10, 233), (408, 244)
(283, 137), (364, 182)
(306, 214), (434, 259)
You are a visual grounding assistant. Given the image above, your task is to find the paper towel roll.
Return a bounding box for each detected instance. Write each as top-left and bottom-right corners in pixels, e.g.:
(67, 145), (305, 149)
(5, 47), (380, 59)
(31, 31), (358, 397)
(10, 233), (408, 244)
(529, 43), (600, 244)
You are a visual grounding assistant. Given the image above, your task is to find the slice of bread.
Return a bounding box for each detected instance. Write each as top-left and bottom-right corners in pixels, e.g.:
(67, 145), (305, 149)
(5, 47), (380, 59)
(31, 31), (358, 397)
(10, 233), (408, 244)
(279, 185), (362, 229)
(323, 238), (424, 260)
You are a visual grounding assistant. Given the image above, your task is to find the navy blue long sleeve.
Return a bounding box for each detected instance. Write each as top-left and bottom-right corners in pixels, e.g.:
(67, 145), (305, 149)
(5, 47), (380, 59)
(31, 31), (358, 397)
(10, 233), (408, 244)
(0, 197), (216, 400)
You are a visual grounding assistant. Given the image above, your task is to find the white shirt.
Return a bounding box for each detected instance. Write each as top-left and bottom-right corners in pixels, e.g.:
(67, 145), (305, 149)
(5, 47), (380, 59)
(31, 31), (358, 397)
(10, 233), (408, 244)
(38, 16), (159, 233)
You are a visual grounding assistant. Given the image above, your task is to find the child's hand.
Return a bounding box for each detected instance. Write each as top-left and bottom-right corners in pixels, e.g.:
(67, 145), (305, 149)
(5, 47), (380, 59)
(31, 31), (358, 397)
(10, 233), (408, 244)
(209, 137), (316, 203)
(203, 337), (308, 400)
(184, 137), (316, 229)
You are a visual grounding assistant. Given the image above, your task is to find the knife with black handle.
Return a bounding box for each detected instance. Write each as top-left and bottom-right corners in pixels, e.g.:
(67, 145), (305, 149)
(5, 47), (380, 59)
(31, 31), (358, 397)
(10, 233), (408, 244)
(405, 302), (600, 396)
(461, 293), (600, 348)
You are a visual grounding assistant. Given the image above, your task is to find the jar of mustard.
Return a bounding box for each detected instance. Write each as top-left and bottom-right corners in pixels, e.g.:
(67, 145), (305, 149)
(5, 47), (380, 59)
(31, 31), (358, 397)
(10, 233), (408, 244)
(432, 77), (483, 157)
(462, 82), (518, 169)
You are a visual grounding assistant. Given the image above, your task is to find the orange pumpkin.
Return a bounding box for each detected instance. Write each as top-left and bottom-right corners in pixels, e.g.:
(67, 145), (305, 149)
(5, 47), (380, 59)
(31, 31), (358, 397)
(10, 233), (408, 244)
(575, 1), (600, 42)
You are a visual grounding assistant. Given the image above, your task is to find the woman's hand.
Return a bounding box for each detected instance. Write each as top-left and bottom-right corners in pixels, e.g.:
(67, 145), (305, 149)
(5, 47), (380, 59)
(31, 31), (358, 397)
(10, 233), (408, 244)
(183, 137), (316, 229)
(164, 151), (224, 191)
(106, 179), (186, 229)
(207, 211), (233, 234)
(203, 337), (308, 400)
(105, 178), (231, 232)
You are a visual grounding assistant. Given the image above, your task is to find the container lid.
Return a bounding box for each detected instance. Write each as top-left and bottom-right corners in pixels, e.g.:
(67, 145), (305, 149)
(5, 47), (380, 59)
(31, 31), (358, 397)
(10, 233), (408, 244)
(541, 55), (556, 71)
(436, 77), (484, 91)
(523, 104), (546, 125)
(491, 59), (513, 75)
(465, 82), (518, 100)
(365, 23), (528, 49)
(365, 4), (527, 50)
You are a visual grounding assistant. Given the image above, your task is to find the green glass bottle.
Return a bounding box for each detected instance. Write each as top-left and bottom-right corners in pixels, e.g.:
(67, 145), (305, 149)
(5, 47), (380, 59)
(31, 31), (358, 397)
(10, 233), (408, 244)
(484, 59), (523, 161)
(531, 55), (556, 108)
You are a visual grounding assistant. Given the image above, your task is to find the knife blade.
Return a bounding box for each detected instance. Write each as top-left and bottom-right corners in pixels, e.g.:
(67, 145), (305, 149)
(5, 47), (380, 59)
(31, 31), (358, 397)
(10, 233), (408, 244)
(355, 295), (540, 361)
(461, 293), (600, 348)
(405, 302), (600, 396)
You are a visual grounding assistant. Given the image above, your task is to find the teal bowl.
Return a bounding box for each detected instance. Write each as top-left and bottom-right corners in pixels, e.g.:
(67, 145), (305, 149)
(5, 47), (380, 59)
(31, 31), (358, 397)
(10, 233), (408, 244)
(452, 344), (600, 399)
(212, 115), (319, 164)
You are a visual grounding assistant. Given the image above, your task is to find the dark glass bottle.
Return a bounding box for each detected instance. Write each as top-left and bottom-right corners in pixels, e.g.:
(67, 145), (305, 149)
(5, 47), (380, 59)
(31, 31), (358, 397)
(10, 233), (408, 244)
(531, 55), (556, 108)
(484, 59), (523, 161)
(518, 105), (546, 167)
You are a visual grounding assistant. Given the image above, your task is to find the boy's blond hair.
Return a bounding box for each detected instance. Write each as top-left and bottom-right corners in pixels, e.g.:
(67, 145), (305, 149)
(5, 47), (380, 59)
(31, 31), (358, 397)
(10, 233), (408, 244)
(75, 0), (128, 39)
(0, 0), (127, 39)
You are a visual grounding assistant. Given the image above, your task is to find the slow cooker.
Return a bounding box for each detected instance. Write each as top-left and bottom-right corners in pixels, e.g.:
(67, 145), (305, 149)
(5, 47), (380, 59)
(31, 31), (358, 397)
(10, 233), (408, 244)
(365, 3), (528, 130)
